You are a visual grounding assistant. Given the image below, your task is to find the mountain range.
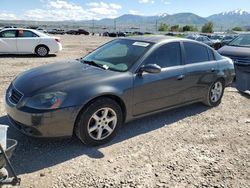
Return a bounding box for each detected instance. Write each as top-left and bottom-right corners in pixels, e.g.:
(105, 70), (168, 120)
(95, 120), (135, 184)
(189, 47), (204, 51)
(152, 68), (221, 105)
(207, 10), (250, 29)
(92, 9), (250, 30)
(1, 9), (250, 31)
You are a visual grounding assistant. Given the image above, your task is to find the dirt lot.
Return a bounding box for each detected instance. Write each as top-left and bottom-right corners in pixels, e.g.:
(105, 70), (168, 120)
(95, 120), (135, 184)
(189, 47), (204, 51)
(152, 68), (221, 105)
(0, 35), (249, 188)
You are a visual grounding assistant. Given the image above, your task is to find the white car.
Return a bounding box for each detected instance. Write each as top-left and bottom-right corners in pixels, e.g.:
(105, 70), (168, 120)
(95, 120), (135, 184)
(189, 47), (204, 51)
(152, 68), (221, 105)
(0, 28), (62, 57)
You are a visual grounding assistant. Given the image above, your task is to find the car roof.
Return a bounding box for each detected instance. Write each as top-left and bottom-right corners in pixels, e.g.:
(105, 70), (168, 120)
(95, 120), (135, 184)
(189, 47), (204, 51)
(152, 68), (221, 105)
(125, 35), (195, 44)
(0, 28), (36, 32)
(0, 28), (50, 37)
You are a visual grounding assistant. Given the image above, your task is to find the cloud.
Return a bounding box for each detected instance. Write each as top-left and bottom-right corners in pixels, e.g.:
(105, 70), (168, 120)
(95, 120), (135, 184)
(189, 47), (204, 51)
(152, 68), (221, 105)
(138, 0), (155, 4)
(24, 0), (93, 21)
(48, 0), (83, 10)
(21, 0), (122, 21)
(0, 12), (17, 20)
(87, 1), (122, 17)
(129, 10), (144, 16)
(161, 0), (171, 5)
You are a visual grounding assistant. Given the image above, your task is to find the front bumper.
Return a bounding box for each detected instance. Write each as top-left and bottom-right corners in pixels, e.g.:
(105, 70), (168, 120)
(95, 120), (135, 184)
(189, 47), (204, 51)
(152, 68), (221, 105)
(5, 98), (80, 138)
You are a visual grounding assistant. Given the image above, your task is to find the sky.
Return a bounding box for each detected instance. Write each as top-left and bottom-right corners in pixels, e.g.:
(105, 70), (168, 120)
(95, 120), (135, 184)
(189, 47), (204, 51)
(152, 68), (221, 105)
(0, 0), (249, 21)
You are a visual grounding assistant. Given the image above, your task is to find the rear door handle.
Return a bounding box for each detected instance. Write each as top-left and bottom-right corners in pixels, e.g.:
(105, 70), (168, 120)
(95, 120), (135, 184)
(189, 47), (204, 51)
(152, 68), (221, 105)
(211, 68), (215, 72)
(177, 75), (185, 80)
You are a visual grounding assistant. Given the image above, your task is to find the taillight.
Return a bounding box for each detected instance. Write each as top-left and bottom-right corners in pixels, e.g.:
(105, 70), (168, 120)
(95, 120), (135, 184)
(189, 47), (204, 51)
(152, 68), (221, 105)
(55, 38), (60, 43)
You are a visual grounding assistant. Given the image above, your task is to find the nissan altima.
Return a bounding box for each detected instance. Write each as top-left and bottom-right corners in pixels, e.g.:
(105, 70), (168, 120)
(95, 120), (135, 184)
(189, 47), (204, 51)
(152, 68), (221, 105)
(0, 28), (62, 57)
(5, 36), (235, 146)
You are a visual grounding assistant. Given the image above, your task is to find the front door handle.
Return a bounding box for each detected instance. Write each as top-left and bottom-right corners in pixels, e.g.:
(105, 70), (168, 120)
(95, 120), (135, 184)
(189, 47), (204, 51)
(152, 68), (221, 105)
(211, 68), (215, 72)
(177, 75), (185, 80)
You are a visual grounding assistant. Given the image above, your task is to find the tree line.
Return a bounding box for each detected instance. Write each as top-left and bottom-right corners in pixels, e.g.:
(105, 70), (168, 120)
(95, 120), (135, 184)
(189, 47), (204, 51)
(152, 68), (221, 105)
(158, 22), (245, 33)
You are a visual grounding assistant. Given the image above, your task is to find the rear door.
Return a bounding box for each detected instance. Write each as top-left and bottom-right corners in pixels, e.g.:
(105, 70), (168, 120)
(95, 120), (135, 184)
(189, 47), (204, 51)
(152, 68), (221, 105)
(0, 30), (17, 53)
(16, 30), (40, 53)
(182, 42), (218, 102)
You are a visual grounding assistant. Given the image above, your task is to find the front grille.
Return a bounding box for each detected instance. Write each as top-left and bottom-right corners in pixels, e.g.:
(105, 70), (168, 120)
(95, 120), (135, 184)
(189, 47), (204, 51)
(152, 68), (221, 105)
(9, 87), (23, 105)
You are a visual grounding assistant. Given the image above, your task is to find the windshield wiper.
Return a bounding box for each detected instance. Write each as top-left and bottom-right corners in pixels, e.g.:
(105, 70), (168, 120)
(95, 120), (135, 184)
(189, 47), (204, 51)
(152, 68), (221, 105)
(82, 60), (108, 70)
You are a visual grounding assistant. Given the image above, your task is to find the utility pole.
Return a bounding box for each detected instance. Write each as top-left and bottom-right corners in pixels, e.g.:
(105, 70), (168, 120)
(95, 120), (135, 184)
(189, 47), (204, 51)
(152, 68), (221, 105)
(92, 19), (94, 34)
(114, 19), (117, 32)
(156, 20), (158, 32)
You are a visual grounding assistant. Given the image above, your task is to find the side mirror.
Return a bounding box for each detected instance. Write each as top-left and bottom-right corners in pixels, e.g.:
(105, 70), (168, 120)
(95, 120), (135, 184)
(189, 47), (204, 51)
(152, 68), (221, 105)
(139, 64), (161, 74)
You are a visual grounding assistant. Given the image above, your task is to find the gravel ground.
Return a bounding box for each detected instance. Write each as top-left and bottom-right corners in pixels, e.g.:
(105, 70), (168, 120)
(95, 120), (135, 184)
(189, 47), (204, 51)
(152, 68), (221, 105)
(0, 35), (249, 188)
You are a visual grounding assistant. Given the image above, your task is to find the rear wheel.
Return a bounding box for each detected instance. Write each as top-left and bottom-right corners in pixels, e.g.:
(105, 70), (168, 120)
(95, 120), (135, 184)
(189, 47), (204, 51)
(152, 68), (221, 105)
(35, 45), (49, 57)
(75, 98), (123, 146)
(203, 79), (225, 107)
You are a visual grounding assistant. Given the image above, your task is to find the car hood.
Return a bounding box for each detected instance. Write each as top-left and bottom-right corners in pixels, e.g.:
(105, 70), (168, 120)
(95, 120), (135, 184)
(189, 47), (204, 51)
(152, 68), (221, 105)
(13, 60), (118, 96)
(218, 45), (250, 57)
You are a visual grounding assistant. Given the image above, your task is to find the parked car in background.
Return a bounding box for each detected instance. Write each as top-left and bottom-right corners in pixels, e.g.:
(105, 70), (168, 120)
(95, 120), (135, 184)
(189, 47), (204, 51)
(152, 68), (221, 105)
(5, 36), (235, 146)
(221, 35), (238, 46)
(186, 35), (222, 50)
(117, 32), (126, 37)
(108, 32), (117, 37)
(37, 28), (48, 33)
(66, 29), (89, 35)
(0, 28), (62, 56)
(219, 34), (250, 93)
(210, 35), (224, 43)
(133, 31), (144, 36)
(102, 32), (127, 37)
(48, 29), (65, 35)
(3, 26), (17, 29)
(218, 34), (250, 63)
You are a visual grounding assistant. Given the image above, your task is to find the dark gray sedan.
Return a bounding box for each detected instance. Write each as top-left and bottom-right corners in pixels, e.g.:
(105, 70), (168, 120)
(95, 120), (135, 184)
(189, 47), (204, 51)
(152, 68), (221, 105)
(5, 36), (235, 146)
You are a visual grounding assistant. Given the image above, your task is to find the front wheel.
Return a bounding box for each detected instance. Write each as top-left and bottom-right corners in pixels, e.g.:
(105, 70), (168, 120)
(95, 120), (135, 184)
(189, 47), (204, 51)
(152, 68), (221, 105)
(203, 79), (225, 107)
(75, 98), (123, 146)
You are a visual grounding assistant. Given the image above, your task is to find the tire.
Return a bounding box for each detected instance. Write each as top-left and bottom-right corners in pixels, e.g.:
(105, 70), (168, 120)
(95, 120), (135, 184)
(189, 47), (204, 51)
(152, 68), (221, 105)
(35, 45), (49, 57)
(75, 98), (123, 146)
(203, 79), (225, 107)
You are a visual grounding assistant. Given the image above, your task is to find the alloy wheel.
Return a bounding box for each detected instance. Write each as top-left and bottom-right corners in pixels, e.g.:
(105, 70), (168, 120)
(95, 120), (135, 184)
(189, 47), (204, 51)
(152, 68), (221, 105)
(87, 107), (117, 140)
(210, 81), (223, 103)
(37, 46), (48, 56)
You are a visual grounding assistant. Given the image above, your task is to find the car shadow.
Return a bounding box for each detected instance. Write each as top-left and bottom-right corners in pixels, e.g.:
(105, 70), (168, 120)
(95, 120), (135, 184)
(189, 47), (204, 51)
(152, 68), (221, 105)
(0, 54), (56, 58)
(239, 91), (250, 99)
(0, 103), (208, 175)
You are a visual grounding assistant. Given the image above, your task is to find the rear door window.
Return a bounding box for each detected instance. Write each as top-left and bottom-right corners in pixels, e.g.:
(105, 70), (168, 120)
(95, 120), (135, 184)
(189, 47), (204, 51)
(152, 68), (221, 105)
(184, 42), (209, 64)
(0, 30), (16, 38)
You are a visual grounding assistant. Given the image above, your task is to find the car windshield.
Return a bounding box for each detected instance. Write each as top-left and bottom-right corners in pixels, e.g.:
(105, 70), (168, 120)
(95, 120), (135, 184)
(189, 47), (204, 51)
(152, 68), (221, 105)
(82, 39), (152, 72)
(228, 34), (250, 47)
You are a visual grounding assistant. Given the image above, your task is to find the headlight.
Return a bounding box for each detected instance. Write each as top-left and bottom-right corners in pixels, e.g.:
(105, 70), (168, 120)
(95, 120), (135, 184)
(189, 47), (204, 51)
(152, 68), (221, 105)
(25, 92), (67, 110)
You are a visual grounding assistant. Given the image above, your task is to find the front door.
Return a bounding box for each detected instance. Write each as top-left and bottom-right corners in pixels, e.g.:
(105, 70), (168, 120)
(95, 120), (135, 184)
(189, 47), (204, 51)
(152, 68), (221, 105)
(133, 42), (186, 116)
